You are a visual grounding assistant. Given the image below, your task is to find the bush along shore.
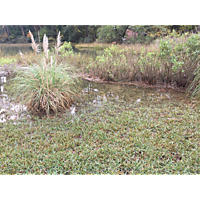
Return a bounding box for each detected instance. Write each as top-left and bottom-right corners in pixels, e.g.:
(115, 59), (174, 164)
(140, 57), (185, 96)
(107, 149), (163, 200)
(62, 32), (200, 98)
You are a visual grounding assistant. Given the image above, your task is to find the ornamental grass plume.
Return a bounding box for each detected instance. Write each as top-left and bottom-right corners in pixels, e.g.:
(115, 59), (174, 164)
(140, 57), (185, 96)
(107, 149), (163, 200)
(55, 31), (62, 55)
(29, 30), (40, 55)
(43, 34), (48, 59)
(10, 32), (79, 115)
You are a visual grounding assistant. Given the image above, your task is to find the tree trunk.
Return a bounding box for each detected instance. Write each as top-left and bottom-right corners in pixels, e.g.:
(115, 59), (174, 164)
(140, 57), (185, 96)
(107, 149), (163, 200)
(20, 25), (25, 36)
(33, 25), (37, 32)
(5, 25), (10, 35)
(85, 25), (89, 37)
(93, 26), (97, 40)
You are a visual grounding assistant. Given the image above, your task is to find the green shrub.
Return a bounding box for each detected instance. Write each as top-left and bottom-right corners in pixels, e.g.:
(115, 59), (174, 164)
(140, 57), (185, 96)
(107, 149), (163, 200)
(59, 41), (73, 57)
(84, 45), (140, 81)
(0, 57), (16, 66)
(158, 33), (200, 87)
(137, 51), (161, 84)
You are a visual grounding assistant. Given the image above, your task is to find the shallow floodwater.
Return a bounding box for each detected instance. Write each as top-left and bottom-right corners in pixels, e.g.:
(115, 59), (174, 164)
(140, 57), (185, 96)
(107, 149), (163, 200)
(0, 76), (27, 123)
(0, 71), (189, 124)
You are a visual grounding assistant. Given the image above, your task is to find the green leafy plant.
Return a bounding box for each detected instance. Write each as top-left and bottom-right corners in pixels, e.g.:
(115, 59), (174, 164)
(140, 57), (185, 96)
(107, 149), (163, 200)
(138, 51), (160, 84)
(59, 41), (74, 57)
(0, 57), (16, 66)
(158, 33), (200, 87)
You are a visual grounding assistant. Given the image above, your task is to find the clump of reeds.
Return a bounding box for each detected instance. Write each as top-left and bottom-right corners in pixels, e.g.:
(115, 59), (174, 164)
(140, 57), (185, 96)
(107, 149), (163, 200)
(9, 31), (79, 115)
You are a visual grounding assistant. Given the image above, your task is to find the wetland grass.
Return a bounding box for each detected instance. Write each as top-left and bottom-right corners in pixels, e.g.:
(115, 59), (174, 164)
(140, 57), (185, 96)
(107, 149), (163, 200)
(8, 31), (79, 115)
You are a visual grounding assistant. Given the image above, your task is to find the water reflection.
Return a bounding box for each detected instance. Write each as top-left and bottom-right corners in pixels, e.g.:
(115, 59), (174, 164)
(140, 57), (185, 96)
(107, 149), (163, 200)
(0, 44), (103, 58)
(75, 81), (187, 115)
(0, 45), (33, 56)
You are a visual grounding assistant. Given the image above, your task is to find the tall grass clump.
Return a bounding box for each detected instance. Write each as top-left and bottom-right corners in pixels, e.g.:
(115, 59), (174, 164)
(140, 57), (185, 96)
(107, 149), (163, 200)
(188, 64), (200, 100)
(9, 31), (79, 115)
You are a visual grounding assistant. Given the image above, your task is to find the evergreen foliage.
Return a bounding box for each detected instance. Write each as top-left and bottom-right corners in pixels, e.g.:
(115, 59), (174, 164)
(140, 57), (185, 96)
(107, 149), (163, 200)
(1, 25), (198, 44)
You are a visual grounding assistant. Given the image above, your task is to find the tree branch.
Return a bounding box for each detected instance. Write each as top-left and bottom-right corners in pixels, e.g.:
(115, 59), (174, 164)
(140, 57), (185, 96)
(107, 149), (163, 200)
(113, 25), (129, 43)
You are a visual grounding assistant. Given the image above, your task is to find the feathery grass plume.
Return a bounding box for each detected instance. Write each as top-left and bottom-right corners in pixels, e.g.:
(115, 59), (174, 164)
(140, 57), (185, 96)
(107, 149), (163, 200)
(19, 50), (28, 65)
(29, 30), (40, 55)
(9, 31), (80, 116)
(38, 31), (40, 44)
(43, 34), (49, 59)
(55, 31), (62, 55)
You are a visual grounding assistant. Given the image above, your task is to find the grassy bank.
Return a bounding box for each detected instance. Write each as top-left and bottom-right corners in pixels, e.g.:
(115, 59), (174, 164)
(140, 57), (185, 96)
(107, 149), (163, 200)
(0, 95), (199, 174)
(0, 43), (31, 47)
(75, 43), (112, 50)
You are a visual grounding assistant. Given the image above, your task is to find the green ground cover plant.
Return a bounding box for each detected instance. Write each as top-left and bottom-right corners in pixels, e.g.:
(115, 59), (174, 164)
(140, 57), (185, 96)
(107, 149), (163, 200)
(0, 95), (199, 174)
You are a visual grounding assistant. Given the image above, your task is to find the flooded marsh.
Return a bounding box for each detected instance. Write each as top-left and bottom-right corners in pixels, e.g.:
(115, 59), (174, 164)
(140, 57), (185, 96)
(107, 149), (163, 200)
(0, 44), (200, 175)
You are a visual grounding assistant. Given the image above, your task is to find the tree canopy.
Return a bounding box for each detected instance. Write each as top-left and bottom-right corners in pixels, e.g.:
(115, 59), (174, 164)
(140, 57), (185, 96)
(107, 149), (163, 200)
(0, 25), (199, 44)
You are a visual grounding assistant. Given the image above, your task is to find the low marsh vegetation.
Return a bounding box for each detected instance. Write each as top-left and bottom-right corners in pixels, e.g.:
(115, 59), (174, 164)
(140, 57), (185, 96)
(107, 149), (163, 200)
(0, 95), (199, 174)
(62, 32), (200, 99)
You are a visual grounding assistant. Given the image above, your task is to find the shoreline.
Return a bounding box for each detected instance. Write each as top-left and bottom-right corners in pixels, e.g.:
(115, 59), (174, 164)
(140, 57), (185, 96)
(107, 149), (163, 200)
(0, 43), (31, 47)
(80, 74), (187, 93)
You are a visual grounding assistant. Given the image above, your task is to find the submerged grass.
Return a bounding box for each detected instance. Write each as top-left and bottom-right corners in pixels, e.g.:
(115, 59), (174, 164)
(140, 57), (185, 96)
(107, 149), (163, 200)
(0, 96), (199, 174)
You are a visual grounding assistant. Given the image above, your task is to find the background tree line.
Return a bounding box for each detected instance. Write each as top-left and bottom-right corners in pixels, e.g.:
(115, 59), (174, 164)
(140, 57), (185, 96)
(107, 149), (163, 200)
(0, 25), (200, 44)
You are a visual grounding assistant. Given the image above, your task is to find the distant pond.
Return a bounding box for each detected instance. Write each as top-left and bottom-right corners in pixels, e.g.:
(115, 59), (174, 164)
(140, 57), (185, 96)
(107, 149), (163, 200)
(0, 43), (103, 58)
(0, 44), (33, 56)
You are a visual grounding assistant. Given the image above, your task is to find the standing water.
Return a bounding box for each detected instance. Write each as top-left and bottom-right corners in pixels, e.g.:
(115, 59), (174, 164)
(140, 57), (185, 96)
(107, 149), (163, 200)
(0, 73), (27, 123)
(0, 75), (189, 123)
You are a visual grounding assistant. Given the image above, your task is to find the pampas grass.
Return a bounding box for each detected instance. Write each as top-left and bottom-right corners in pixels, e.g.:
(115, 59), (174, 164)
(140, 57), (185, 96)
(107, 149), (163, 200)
(55, 31), (62, 55)
(10, 31), (79, 115)
(43, 34), (48, 59)
(18, 50), (28, 65)
(29, 30), (40, 55)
